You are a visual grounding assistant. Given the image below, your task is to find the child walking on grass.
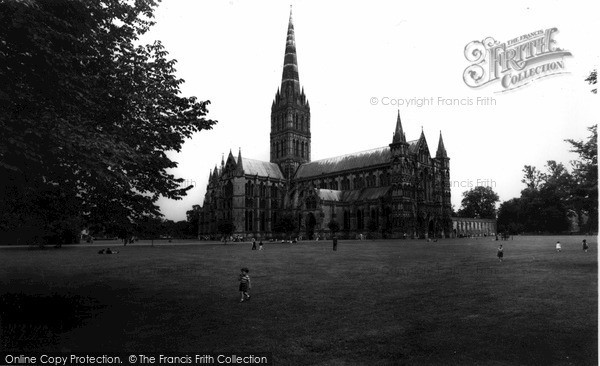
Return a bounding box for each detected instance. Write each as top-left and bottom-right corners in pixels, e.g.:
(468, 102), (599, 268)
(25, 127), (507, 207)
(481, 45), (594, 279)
(238, 267), (251, 302)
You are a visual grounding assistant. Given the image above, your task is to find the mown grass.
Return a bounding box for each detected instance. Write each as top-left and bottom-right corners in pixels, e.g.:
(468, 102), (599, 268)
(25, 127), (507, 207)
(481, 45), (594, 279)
(0, 236), (596, 365)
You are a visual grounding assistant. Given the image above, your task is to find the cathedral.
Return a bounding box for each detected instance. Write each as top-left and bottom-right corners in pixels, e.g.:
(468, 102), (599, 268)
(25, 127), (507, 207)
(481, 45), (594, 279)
(198, 10), (453, 240)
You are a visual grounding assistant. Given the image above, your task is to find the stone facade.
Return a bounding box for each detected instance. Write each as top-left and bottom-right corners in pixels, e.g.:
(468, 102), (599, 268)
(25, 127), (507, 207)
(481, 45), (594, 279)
(452, 217), (497, 237)
(198, 10), (453, 240)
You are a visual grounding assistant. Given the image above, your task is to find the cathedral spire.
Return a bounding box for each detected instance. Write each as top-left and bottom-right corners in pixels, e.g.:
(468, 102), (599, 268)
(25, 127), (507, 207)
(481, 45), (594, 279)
(270, 8), (311, 176)
(235, 148), (245, 176)
(436, 131), (448, 158)
(212, 164), (219, 182)
(392, 110), (406, 144)
(281, 5), (300, 94)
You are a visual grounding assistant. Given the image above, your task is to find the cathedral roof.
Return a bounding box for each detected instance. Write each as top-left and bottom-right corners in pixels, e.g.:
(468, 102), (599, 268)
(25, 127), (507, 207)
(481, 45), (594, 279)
(316, 187), (391, 202)
(235, 157), (284, 179)
(407, 139), (420, 154)
(295, 146), (391, 179)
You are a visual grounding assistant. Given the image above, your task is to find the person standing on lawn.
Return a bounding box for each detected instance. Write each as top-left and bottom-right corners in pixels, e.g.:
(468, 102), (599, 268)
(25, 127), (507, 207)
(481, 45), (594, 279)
(238, 268), (251, 302)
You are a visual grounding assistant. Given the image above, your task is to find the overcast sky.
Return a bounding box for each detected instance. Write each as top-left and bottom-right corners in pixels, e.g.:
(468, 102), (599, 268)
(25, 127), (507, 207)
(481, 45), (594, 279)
(140, 0), (599, 221)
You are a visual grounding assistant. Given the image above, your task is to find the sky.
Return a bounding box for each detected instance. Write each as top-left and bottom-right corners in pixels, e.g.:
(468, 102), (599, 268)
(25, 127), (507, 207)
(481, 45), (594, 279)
(140, 0), (599, 222)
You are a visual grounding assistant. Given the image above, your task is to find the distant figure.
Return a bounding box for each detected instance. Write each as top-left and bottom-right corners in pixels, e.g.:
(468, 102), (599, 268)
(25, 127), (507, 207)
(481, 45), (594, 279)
(497, 245), (503, 262)
(238, 267), (251, 302)
(582, 239), (589, 253)
(259, 240), (263, 250)
(556, 241), (562, 252)
(251, 239), (257, 250)
(333, 236), (338, 251)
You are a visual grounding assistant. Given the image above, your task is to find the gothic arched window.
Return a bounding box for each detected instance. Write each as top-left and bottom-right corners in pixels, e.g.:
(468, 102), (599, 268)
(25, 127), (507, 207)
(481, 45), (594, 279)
(357, 209), (364, 230)
(306, 196), (317, 210)
(354, 176), (364, 190)
(343, 210), (350, 230)
(341, 177), (350, 190)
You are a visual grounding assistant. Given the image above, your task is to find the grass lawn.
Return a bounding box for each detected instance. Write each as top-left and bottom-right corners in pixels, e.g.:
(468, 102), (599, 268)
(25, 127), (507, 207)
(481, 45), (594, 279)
(0, 236), (596, 365)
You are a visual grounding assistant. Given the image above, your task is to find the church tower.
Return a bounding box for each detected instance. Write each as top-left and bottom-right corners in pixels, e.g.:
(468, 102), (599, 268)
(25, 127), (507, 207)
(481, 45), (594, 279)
(270, 7), (311, 180)
(435, 131), (451, 209)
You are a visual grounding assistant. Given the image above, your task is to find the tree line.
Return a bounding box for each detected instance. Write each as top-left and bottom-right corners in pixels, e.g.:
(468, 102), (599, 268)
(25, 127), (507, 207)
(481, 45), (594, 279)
(497, 125), (597, 234)
(453, 123), (597, 234)
(452, 71), (597, 235)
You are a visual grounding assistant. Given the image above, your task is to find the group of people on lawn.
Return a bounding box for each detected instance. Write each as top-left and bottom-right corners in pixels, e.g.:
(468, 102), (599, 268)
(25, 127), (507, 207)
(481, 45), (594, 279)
(497, 239), (590, 262)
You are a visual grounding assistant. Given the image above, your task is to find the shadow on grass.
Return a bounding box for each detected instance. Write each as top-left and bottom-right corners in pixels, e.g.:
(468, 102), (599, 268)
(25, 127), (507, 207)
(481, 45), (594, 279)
(0, 291), (106, 350)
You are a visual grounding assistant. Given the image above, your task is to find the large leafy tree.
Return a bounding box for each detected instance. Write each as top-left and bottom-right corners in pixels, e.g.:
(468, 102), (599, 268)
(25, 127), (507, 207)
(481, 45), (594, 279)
(499, 161), (577, 234)
(565, 125), (598, 232)
(273, 212), (297, 240)
(0, 0), (216, 244)
(497, 72), (597, 234)
(497, 198), (524, 234)
(457, 186), (499, 219)
(186, 204), (201, 237)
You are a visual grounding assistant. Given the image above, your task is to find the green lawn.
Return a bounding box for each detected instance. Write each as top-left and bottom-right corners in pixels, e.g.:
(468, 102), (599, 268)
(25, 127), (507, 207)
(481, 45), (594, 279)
(0, 236), (596, 365)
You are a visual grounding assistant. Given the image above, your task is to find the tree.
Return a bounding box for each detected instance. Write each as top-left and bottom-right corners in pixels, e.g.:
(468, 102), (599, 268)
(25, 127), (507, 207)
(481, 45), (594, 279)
(565, 125), (598, 232)
(305, 213), (316, 240)
(499, 161), (575, 234)
(457, 186), (499, 219)
(327, 220), (340, 236)
(585, 69), (597, 94)
(0, 0), (216, 245)
(366, 218), (378, 237)
(273, 212), (296, 240)
(217, 220), (235, 240)
(186, 205), (201, 237)
(521, 165), (543, 190)
(136, 215), (162, 245)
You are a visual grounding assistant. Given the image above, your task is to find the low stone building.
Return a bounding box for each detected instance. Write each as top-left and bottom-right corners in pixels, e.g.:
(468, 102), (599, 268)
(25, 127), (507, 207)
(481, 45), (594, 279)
(451, 217), (497, 237)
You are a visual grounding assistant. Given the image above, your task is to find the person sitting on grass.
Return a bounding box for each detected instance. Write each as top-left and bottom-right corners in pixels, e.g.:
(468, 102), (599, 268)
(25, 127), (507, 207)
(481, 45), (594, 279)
(98, 247), (118, 254)
(238, 267), (251, 303)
